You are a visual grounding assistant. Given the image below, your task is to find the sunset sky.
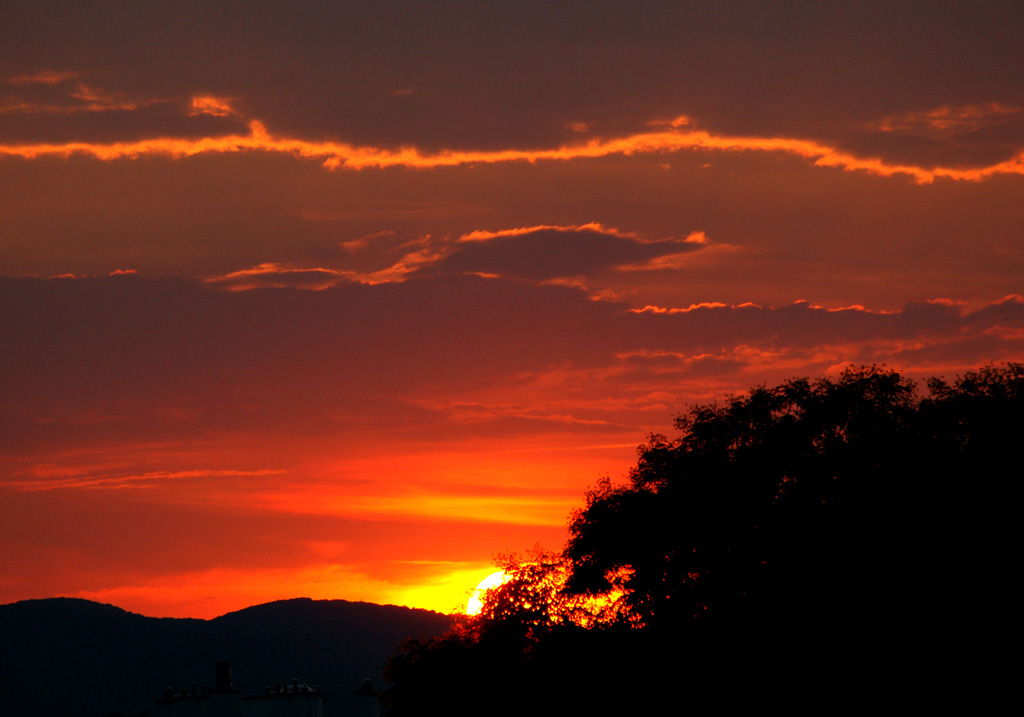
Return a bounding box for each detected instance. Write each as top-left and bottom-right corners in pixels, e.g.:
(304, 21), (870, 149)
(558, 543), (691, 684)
(3, 2), (1024, 618)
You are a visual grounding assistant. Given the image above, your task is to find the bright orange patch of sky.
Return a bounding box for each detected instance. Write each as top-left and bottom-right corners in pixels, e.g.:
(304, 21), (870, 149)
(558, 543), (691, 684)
(74, 561), (500, 620)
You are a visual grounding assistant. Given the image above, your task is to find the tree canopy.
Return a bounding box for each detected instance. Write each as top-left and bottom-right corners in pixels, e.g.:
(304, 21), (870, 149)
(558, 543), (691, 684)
(384, 364), (1021, 715)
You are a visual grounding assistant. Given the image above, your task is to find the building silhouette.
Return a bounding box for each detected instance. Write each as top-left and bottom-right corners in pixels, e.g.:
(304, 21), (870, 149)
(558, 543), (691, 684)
(155, 662), (325, 717)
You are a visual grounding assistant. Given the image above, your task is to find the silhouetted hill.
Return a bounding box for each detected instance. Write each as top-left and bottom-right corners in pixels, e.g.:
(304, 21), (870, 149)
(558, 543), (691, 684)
(0, 597), (455, 717)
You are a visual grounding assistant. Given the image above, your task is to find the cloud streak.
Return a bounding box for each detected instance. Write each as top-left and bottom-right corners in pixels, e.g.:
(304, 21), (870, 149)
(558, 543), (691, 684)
(438, 224), (711, 282)
(3, 115), (1024, 183)
(873, 102), (1022, 138)
(3, 468), (285, 492)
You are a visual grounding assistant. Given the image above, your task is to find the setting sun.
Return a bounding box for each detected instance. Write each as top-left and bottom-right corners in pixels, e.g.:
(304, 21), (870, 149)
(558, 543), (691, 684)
(466, 571), (510, 615)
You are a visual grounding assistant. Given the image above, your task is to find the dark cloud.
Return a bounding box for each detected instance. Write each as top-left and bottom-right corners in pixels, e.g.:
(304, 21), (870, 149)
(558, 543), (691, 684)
(965, 294), (1024, 326)
(2, 2), (1022, 162)
(835, 107), (1024, 170)
(0, 103), (249, 144)
(436, 225), (705, 281)
(0, 71), (248, 142)
(3, 276), (1022, 455)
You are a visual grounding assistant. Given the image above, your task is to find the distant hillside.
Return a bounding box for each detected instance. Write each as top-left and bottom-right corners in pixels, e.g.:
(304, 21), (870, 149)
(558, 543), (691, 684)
(0, 597), (455, 717)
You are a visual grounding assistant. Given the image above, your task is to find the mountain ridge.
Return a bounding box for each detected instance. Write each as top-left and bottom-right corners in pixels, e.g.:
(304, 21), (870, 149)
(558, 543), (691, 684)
(0, 596), (456, 716)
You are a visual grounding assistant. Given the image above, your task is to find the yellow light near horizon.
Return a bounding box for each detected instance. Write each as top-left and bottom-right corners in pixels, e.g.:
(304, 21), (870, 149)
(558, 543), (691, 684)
(465, 570), (509, 615)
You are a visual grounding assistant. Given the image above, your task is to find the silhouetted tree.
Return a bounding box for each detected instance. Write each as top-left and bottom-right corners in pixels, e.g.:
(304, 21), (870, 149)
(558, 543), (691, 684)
(565, 366), (922, 628)
(384, 364), (1021, 714)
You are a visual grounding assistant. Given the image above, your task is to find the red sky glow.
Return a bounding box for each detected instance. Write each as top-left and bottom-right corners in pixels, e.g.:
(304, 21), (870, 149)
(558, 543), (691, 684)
(2, 1), (1024, 619)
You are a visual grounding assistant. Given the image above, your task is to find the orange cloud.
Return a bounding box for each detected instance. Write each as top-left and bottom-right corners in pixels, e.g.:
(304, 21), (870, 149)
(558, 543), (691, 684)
(616, 241), (738, 272)
(339, 230), (395, 252)
(455, 222), (678, 245)
(203, 262), (356, 290)
(203, 246), (444, 289)
(3, 115), (1024, 183)
(3, 468), (284, 492)
(7, 70), (78, 84)
(874, 102), (1022, 137)
(459, 222), (635, 243)
(0, 80), (151, 115)
(189, 95), (237, 117)
(628, 302), (732, 314)
(68, 83), (144, 112)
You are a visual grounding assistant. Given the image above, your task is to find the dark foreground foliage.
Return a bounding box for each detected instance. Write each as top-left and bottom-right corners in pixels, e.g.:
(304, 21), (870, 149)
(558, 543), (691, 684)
(384, 365), (1021, 715)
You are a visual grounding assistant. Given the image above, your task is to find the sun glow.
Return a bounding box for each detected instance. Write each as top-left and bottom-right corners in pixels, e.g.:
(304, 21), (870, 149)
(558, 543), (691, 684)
(465, 570), (510, 615)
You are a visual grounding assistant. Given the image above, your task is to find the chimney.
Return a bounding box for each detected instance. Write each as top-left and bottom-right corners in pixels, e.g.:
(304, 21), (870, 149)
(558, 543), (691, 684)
(215, 661), (235, 693)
